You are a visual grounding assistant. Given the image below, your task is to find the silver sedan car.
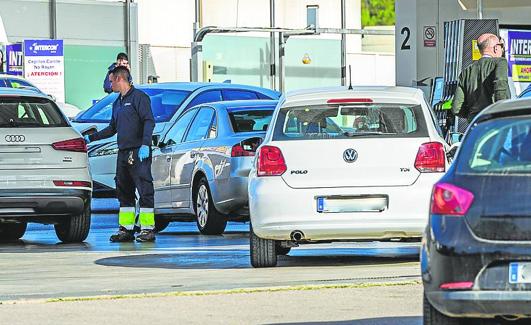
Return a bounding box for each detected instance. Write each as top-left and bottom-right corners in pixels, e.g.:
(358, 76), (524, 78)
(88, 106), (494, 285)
(152, 100), (277, 234)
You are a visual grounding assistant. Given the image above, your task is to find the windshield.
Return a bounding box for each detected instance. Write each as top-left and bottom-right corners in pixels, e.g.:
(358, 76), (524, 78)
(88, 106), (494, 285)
(75, 88), (191, 123)
(456, 116), (531, 175)
(273, 103), (427, 140)
(228, 108), (274, 132)
(0, 96), (68, 127)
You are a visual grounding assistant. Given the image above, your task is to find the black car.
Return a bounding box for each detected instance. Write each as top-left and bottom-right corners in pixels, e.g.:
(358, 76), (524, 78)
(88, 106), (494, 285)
(422, 98), (531, 324)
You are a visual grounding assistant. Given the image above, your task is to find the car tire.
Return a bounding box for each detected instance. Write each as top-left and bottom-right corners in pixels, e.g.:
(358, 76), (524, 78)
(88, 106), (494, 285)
(154, 216), (170, 233)
(423, 293), (460, 325)
(276, 242), (291, 255)
(250, 226), (277, 268)
(55, 201), (91, 243)
(194, 177), (227, 235)
(0, 222), (27, 241)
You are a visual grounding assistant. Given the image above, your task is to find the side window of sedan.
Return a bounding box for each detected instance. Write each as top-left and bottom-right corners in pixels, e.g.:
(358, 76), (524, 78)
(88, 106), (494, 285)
(222, 89), (258, 101)
(185, 90), (222, 109)
(164, 108), (197, 146)
(184, 108), (215, 142)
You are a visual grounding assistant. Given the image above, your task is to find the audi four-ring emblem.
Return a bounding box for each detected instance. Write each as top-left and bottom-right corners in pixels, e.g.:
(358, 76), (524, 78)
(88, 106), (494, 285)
(5, 135), (26, 143)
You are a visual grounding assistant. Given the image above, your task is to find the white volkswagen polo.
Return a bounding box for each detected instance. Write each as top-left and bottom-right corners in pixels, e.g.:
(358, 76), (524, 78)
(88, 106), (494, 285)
(0, 89), (91, 243)
(248, 87), (448, 267)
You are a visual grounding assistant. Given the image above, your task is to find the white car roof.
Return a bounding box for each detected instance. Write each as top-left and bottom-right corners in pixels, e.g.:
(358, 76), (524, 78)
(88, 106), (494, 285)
(283, 86), (425, 106)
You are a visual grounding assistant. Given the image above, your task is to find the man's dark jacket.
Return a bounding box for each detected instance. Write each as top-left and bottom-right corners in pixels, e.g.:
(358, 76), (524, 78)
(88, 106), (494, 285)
(89, 87), (155, 150)
(452, 57), (511, 121)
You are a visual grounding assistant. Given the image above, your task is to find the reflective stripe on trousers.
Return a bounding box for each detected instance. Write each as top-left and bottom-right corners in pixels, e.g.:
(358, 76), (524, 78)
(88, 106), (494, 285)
(139, 207), (155, 229)
(119, 207), (136, 230)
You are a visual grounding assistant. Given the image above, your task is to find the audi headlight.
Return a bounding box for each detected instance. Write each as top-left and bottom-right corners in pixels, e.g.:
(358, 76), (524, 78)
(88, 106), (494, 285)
(88, 142), (119, 157)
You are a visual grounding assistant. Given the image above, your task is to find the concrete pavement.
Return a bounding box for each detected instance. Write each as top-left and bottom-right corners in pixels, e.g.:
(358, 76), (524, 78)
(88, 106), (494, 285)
(0, 204), (428, 324)
(0, 213), (420, 301)
(0, 283), (423, 325)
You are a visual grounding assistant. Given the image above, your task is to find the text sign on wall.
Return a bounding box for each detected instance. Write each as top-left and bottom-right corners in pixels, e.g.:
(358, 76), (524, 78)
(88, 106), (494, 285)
(507, 30), (531, 82)
(23, 39), (65, 102)
(6, 43), (23, 76)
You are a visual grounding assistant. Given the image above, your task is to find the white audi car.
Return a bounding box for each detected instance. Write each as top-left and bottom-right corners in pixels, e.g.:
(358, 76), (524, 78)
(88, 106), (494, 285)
(248, 86), (449, 267)
(0, 88), (91, 243)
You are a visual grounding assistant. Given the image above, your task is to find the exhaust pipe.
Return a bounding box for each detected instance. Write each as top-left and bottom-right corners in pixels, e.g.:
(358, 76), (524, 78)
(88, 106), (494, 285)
(290, 230), (305, 242)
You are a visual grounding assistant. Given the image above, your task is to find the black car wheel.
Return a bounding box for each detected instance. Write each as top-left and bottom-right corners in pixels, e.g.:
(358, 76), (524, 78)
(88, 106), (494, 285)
(55, 201), (91, 243)
(250, 226), (277, 268)
(194, 177), (227, 235)
(0, 222), (27, 242)
(423, 294), (460, 325)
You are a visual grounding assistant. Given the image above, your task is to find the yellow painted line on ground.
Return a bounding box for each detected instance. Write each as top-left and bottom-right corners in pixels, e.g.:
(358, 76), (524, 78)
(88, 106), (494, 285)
(0, 280), (421, 305)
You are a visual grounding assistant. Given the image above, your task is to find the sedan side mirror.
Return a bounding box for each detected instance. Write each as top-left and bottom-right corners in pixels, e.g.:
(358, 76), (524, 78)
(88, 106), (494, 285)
(80, 126), (98, 137)
(240, 137), (263, 152)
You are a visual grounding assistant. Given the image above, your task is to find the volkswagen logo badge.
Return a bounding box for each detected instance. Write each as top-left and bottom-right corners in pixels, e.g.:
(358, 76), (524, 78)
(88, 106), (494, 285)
(5, 135), (26, 143)
(343, 148), (358, 163)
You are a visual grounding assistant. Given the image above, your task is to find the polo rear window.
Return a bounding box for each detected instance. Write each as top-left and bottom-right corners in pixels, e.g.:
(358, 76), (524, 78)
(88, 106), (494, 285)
(273, 103), (427, 140)
(0, 97), (68, 127)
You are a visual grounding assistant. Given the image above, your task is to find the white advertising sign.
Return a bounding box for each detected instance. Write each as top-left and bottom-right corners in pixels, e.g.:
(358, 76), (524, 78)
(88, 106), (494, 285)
(23, 39), (65, 102)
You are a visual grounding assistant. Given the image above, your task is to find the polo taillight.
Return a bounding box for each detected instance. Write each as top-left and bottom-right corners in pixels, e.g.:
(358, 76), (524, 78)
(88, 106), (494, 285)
(430, 183), (474, 216)
(52, 138), (87, 153)
(231, 144), (255, 157)
(257, 145), (287, 177)
(414, 142), (445, 173)
(53, 180), (92, 188)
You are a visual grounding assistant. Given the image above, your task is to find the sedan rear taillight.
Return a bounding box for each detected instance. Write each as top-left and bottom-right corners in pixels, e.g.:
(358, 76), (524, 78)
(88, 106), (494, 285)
(231, 144), (255, 157)
(257, 145), (287, 177)
(431, 183), (474, 216)
(54, 180), (92, 188)
(52, 138), (87, 153)
(414, 142), (445, 173)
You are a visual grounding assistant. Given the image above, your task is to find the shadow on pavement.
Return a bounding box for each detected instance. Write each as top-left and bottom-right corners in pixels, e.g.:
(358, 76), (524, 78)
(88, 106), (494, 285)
(94, 252), (418, 270)
(272, 317), (531, 325)
(268, 316), (421, 325)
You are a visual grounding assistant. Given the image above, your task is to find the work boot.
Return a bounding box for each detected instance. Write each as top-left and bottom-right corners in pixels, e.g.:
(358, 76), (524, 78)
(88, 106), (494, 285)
(109, 226), (135, 242)
(136, 229), (156, 242)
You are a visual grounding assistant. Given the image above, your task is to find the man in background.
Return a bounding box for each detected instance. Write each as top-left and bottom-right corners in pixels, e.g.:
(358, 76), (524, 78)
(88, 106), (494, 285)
(103, 52), (130, 94)
(451, 33), (511, 125)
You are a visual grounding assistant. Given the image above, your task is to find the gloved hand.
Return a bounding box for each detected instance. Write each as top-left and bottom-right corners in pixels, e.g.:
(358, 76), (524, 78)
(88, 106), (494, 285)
(83, 135), (91, 144)
(138, 145), (150, 162)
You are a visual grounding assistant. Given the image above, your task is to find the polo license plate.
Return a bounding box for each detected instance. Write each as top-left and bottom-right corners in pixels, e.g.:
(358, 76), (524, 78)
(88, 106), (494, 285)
(316, 195), (388, 213)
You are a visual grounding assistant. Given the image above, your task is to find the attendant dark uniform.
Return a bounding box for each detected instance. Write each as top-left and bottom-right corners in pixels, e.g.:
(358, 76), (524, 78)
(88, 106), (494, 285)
(88, 87), (155, 230)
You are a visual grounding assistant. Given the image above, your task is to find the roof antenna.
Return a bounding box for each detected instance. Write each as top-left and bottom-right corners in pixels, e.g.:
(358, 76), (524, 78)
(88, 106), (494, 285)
(347, 65), (353, 90)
